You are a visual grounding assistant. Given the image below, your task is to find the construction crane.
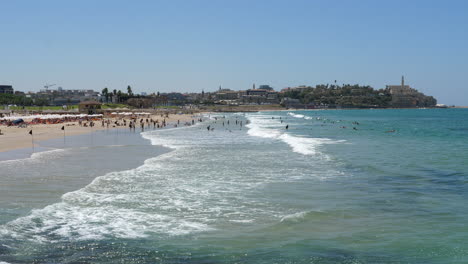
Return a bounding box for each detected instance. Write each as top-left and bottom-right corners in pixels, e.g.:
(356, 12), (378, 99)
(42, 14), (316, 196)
(44, 84), (56, 91)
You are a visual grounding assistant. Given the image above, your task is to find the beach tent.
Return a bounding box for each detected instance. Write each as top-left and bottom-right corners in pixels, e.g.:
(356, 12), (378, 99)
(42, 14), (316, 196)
(12, 118), (24, 125)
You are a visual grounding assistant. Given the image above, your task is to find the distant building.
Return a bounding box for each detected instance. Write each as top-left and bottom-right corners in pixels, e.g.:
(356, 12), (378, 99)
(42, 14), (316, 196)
(246, 89), (268, 96)
(258, 85), (274, 91)
(161, 93), (186, 105)
(281, 86), (312, 93)
(386, 76), (436, 107)
(164, 92), (185, 101)
(78, 101), (102, 114)
(216, 90), (239, 100)
(31, 87), (100, 106)
(241, 88), (279, 104)
(281, 97), (315, 109)
(0, 85), (14, 94)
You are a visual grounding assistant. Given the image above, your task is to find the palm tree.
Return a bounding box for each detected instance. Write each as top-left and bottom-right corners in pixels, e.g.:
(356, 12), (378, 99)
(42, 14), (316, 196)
(127, 85), (133, 97)
(117, 90), (123, 103)
(102, 87), (109, 103)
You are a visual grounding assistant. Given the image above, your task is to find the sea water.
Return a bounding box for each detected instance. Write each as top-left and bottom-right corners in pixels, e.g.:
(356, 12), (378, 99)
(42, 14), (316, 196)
(0, 109), (467, 263)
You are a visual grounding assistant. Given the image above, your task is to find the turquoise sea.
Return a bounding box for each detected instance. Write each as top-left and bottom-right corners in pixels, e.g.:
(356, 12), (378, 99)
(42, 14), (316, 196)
(1, 108), (467, 263)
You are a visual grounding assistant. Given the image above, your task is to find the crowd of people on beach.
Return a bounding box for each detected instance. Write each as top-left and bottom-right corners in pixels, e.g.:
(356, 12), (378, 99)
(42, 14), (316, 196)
(0, 111), (204, 138)
(1, 109), (401, 142)
(0, 113), (104, 126)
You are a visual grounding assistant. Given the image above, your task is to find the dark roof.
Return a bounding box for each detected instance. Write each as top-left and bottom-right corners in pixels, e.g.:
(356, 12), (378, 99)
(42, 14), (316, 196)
(79, 101), (101, 105)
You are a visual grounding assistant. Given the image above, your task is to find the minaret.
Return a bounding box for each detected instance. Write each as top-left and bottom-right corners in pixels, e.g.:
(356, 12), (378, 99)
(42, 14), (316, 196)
(253, 83), (255, 89)
(401, 76), (405, 88)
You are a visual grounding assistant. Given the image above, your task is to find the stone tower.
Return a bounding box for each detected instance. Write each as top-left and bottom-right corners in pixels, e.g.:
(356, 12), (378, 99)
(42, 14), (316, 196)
(401, 76), (405, 88)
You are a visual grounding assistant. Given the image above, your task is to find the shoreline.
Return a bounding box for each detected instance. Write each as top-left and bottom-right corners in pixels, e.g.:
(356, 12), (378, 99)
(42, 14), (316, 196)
(0, 126), (173, 223)
(0, 113), (197, 155)
(2, 107), (463, 154)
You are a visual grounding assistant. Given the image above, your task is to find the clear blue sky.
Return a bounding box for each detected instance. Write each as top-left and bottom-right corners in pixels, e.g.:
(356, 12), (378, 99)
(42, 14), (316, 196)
(1, 0), (467, 105)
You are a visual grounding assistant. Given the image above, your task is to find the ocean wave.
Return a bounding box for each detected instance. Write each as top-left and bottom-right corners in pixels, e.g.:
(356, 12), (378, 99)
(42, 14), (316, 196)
(0, 161), (215, 243)
(245, 122), (281, 139)
(140, 121), (204, 149)
(279, 134), (345, 156)
(141, 132), (182, 149)
(0, 113), (344, 245)
(287, 112), (305, 119)
(288, 112), (315, 120)
(246, 114), (345, 156)
(280, 211), (310, 223)
(1, 200), (212, 243)
(0, 148), (68, 165)
(280, 210), (327, 224)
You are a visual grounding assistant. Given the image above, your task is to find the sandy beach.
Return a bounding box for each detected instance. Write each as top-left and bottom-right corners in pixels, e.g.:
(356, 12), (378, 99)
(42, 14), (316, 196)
(0, 112), (197, 153)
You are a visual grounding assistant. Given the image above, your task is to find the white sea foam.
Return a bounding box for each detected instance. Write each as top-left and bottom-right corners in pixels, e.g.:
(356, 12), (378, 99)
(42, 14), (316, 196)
(1, 162), (215, 242)
(245, 115), (283, 139)
(0, 148), (68, 165)
(280, 210), (327, 223)
(288, 112), (305, 118)
(142, 133), (182, 149)
(280, 211), (309, 223)
(288, 112), (315, 120)
(246, 114), (344, 156)
(0, 113), (344, 245)
(2, 201), (212, 242)
(245, 122), (281, 139)
(140, 121), (204, 149)
(279, 134), (345, 156)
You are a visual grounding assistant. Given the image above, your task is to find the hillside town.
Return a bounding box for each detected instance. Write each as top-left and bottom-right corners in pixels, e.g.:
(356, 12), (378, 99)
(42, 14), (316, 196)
(1, 77), (439, 113)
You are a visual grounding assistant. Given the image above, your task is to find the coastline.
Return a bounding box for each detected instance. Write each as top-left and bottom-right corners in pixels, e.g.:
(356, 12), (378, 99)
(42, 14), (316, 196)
(0, 113), (196, 154)
(1, 109), (467, 263)
(0, 126), (173, 224)
(2, 106), (459, 155)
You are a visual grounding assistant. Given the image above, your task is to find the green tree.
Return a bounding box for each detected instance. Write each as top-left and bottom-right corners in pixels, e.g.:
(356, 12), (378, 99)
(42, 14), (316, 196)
(102, 87), (109, 103)
(127, 85), (133, 97)
(117, 90), (123, 103)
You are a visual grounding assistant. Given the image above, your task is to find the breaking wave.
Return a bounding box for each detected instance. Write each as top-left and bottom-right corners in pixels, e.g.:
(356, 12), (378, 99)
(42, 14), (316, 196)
(246, 114), (344, 156)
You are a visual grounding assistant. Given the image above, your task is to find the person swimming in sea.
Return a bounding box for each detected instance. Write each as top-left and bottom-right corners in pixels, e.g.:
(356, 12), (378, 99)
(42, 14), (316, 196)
(285, 125), (289, 129)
